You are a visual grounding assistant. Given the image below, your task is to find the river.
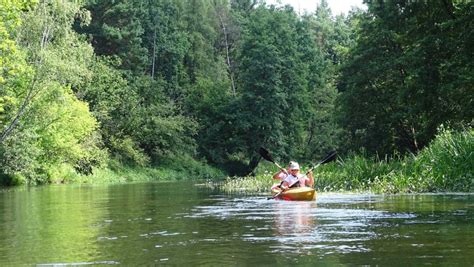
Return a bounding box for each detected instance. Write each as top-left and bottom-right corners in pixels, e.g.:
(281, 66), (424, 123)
(0, 182), (473, 265)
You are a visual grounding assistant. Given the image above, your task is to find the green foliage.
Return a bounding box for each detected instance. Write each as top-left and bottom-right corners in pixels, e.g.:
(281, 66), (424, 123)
(77, 57), (146, 165)
(80, 58), (199, 166)
(1, 84), (104, 185)
(157, 154), (225, 180)
(81, 0), (191, 88)
(142, 0), (190, 90)
(0, 0), (105, 185)
(220, 174), (274, 193)
(75, 1), (348, 178)
(33, 86), (98, 161)
(109, 136), (150, 167)
(0, 129), (41, 184)
(414, 126), (473, 191)
(184, 75), (234, 163)
(79, 0), (148, 73)
(85, 155), (224, 184)
(221, 127), (473, 193)
(0, 1), (34, 130)
(234, 6), (310, 160)
(338, 1), (473, 156)
(300, 11), (343, 159)
(0, 172), (26, 186)
(78, 1), (202, 168)
(2, 0), (472, 189)
(126, 75), (198, 162)
(315, 127), (473, 193)
(181, 0), (220, 82)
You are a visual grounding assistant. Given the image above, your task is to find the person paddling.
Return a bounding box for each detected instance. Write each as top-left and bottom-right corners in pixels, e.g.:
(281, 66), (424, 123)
(272, 161), (313, 190)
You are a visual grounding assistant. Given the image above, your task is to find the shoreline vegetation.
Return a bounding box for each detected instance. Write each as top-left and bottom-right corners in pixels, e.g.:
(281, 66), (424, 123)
(1, 127), (471, 194)
(0, 155), (225, 187)
(221, 127), (473, 194)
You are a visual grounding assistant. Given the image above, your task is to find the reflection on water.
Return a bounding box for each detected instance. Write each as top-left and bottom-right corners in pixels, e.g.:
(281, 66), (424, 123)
(0, 183), (473, 266)
(273, 201), (316, 236)
(189, 194), (418, 256)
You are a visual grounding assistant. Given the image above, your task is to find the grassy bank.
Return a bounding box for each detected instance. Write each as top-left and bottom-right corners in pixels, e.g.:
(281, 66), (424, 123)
(81, 156), (225, 184)
(77, 164), (224, 185)
(0, 155), (225, 186)
(222, 127), (473, 194)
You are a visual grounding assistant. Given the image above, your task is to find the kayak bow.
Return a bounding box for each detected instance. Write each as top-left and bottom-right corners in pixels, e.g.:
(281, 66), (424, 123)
(271, 187), (316, 201)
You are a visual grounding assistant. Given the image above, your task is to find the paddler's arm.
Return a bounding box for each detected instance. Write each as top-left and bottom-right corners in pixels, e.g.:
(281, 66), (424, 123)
(273, 169), (288, 180)
(280, 181), (290, 191)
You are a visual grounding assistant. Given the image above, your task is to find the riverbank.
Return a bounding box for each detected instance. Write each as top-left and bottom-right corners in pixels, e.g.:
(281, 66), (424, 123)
(75, 164), (224, 185)
(222, 127), (473, 194)
(0, 156), (225, 186)
(2, 128), (471, 191)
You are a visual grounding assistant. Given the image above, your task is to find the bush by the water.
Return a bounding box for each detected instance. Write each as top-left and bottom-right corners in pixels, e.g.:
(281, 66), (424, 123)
(413, 127), (473, 191)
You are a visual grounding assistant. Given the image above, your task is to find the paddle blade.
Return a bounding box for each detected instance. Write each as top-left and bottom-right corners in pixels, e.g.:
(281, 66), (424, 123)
(306, 150), (337, 174)
(258, 147), (275, 163)
(320, 150), (337, 164)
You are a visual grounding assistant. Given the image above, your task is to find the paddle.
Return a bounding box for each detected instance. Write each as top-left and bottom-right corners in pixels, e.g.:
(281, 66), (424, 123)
(258, 147), (288, 174)
(305, 150), (337, 175)
(268, 150), (337, 200)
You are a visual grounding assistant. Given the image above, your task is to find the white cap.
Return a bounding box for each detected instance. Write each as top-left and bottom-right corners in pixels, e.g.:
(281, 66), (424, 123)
(289, 161), (300, 170)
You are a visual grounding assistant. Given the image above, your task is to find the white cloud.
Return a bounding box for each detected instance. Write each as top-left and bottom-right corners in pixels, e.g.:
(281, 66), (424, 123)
(266, 0), (366, 15)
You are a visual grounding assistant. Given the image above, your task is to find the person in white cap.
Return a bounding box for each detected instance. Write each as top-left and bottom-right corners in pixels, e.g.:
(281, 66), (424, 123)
(272, 161), (313, 190)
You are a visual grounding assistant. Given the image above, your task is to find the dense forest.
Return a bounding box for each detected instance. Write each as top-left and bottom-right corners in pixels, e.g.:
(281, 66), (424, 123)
(0, 0), (472, 186)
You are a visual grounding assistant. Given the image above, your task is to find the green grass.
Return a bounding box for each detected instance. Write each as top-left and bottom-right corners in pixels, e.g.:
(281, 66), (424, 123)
(78, 156), (226, 185)
(413, 126), (473, 191)
(219, 174), (275, 193)
(0, 154), (225, 186)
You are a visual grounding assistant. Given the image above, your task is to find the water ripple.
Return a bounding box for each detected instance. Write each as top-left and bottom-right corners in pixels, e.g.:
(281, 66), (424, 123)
(182, 194), (418, 255)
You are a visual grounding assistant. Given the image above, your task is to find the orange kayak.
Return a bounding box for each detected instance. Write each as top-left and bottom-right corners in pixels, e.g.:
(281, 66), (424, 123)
(271, 187), (316, 201)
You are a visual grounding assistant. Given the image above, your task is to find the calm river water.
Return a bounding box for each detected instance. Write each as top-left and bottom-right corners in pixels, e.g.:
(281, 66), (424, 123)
(0, 182), (473, 266)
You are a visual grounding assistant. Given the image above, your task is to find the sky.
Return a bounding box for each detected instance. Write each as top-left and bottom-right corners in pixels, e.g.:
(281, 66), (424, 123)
(265, 0), (366, 15)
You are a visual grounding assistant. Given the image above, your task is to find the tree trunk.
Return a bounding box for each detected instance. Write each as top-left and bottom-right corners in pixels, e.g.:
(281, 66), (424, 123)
(216, 9), (236, 96)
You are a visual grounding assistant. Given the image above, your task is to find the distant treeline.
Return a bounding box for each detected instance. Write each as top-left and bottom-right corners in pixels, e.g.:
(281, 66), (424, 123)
(0, 0), (472, 185)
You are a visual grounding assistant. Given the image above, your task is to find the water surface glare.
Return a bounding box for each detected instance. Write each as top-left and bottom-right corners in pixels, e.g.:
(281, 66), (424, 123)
(0, 182), (472, 265)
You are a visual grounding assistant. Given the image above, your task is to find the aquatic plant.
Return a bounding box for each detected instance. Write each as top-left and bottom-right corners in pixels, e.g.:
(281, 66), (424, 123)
(220, 173), (274, 193)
